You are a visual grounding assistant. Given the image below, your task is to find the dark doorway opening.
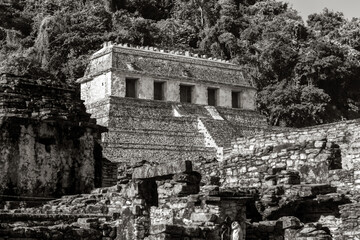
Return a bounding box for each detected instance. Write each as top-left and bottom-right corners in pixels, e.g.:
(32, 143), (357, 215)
(329, 143), (342, 170)
(208, 88), (218, 106)
(180, 85), (193, 103)
(154, 81), (165, 100)
(232, 91), (241, 108)
(125, 78), (138, 98)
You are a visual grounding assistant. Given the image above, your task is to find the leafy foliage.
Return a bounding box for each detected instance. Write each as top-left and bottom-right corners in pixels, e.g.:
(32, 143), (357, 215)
(258, 83), (330, 127)
(1, 0), (360, 127)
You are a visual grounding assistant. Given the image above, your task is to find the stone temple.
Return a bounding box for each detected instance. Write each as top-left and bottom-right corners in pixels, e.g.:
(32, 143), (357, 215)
(77, 42), (269, 166)
(1, 43), (360, 240)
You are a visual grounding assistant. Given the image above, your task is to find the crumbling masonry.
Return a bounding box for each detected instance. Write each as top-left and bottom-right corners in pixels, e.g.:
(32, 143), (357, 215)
(1, 44), (360, 239)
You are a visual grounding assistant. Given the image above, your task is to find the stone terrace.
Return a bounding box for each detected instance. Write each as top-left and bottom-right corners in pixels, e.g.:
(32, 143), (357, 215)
(86, 96), (270, 179)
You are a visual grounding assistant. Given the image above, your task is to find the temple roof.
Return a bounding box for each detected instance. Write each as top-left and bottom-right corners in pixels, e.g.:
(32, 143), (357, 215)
(80, 42), (255, 88)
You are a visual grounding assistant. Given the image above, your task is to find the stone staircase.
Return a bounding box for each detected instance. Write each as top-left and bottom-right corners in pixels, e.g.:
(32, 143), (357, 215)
(98, 99), (217, 164)
(0, 195), (55, 211)
(0, 186), (125, 240)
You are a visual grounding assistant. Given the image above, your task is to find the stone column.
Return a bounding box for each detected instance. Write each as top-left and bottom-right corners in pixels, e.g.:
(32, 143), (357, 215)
(218, 87), (232, 108)
(138, 77), (153, 100)
(193, 84), (207, 105)
(111, 72), (126, 98)
(240, 89), (256, 110)
(166, 81), (180, 102)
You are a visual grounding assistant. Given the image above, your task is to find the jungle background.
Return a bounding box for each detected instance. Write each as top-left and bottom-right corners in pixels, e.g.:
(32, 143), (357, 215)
(1, 0), (360, 127)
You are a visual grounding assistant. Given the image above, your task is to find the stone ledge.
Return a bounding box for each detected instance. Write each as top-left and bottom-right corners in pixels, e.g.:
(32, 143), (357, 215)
(0, 213), (112, 222)
(103, 143), (214, 152)
(132, 161), (192, 179)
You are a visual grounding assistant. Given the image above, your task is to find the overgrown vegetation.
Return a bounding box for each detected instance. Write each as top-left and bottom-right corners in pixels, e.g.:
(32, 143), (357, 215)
(1, 0), (360, 127)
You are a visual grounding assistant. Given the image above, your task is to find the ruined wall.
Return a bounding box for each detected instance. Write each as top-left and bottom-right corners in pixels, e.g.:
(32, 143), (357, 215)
(1, 158), (358, 239)
(0, 73), (105, 197)
(196, 120), (360, 195)
(0, 118), (98, 197)
(340, 203), (360, 239)
(0, 160), (249, 240)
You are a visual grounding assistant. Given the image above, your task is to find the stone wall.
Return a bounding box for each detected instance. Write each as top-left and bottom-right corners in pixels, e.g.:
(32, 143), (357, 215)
(78, 42), (257, 110)
(340, 203), (360, 239)
(0, 118), (98, 197)
(0, 73), (105, 197)
(2, 156), (360, 239)
(0, 160), (250, 240)
(132, 160), (248, 240)
(101, 159), (118, 187)
(195, 120), (360, 196)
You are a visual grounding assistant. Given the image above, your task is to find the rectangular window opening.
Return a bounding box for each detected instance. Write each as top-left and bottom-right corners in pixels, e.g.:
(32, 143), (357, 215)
(180, 85), (193, 103)
(232, 91), (241, 108)
(208, 88), (218, 106)
(154, 81), (165, 101)
(125, 78), (138, 98)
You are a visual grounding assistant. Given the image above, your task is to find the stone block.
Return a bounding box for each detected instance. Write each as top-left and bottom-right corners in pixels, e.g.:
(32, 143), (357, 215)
(77, 218), (99, 224)
(183, 227), (201, 236)
(172, 184), (199, 196)
(201, 185), (220, 196)
(270, 167), (286, 175)
(278, 216), (303, 229)
(190, 213), (217, 222)
(263, 178), (276, 187)
(150, 225), (184, 235)
(133, 161), (192, 179)
(145, 233), (181, 240)
(173, 173), (201, 184)
(314, 140), (326, 148)
(256, 221), (278, 232)
(132, 205), (142, 215)
(277, 175), (300, 185)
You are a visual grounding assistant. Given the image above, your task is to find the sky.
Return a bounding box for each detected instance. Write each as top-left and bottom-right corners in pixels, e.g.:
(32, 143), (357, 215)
(279, 0), (360, 21)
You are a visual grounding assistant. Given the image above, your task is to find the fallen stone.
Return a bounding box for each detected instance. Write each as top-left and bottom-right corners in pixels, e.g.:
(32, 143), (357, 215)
(278, 216), (303, 229)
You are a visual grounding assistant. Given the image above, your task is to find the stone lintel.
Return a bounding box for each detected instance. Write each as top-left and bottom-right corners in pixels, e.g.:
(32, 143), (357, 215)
(132, 160), (192, 179)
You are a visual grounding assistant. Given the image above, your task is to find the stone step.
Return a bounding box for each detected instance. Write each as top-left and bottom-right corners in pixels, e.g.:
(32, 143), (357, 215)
(0, 195), (57, 211)
(0, 200), (50, 210)
(0, 213), (112, 222)
(107, 116), (198, 133)
(102, 131), (205, 147)
(103, 146), (216, 164)
(106, 128), (199, 136)
(103, 143), (214, 152)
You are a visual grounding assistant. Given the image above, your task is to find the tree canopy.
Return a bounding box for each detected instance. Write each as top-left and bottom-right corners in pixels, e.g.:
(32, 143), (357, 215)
(1, 0), (360, 127)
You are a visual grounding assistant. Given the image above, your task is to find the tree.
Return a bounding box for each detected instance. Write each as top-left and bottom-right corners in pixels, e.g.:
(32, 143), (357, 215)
(307, 8), (345, 37)
(258, 83), (330, 127)
(2, 0), (360, 126)
(335, 18), (360, 51)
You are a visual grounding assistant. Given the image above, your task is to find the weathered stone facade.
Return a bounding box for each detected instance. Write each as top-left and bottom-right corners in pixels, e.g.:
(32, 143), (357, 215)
(3, 45), (360, 240)
(79, 42), (256, 109)
(77, 43), (270, 178)
(2, 156), (358, 239)
(1, 161), (250, 240)
(0, 72), (105, 197)
(194, 119), (360, 239)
